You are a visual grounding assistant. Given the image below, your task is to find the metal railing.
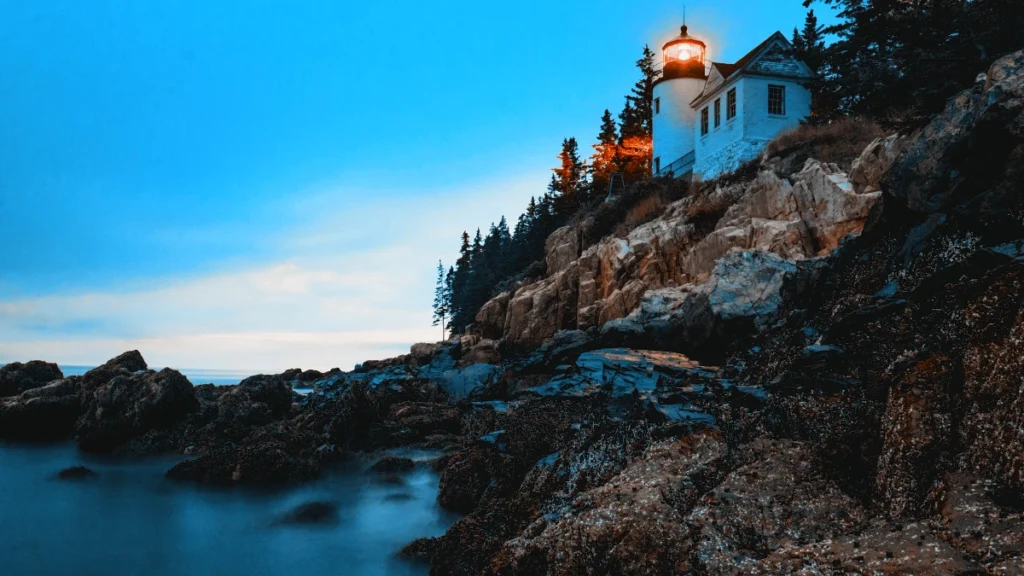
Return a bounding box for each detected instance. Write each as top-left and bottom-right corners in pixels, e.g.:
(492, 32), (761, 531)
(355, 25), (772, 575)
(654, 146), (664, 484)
(656, 151), (696, 178)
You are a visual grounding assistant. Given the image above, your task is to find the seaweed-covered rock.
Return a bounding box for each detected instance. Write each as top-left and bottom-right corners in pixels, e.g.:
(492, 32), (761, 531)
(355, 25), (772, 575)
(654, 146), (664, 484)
(76, 366), (199, 453)
(0, 360), (63, 397)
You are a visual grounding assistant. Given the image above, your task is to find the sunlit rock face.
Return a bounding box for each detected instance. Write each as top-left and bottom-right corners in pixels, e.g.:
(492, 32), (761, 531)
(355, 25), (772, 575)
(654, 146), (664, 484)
(476, 137), (893, 358)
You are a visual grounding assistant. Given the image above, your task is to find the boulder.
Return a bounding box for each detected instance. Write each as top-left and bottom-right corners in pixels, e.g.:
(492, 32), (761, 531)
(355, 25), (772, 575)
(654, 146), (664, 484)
(492, 432), (726, 575)
(76, 366), (199, 453)
(275, 501), (338, 525)
(460, 339), (501, 366)
(166, 438), (319, 485)
(56, 466), (97, 480)
(437, 446), (511, 514)
(0, 360), (64, 397)
(544, 225), (580, 275)
(687, 440), (868, 574)
(885, 49), (1024, 215)
(0, 377), (82, 441)
(475, 292), (511, 340)
(875, 353), (957, 517)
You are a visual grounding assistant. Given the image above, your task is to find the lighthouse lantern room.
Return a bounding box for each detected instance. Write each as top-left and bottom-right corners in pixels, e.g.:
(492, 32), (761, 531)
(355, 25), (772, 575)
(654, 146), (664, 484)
(652, 25), (709, 177)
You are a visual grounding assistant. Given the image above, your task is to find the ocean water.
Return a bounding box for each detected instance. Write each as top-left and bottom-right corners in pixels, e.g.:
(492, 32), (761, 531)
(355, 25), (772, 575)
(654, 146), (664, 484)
(0, 442), (457, 576)
(59, 365), (258, 386)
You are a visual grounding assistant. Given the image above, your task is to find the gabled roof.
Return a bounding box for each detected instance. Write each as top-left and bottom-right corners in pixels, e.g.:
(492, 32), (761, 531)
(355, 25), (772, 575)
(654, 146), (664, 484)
(690, 31), (813, 108)
(710, 62), (740, 79)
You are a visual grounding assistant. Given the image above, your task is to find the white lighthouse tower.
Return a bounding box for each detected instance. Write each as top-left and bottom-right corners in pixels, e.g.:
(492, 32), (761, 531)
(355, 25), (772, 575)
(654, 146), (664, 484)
(652, 25), (707, 176)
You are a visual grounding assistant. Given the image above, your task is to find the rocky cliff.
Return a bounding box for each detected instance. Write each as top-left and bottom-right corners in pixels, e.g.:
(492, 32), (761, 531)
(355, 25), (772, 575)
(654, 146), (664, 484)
(475, 132), (900, 363)
(2, 50), (1023, 576)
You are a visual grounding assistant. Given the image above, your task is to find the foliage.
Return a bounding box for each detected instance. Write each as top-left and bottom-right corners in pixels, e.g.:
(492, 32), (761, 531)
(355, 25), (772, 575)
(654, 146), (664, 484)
(765, 116), (885, 168)
(805, 0), (1024, 126)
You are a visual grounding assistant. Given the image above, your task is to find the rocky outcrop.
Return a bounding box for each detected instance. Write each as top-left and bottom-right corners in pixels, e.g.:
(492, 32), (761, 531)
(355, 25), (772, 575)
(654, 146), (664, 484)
(0, 360), (63, 397)
(0, 377), (82, 441)
(76, 361), (200, 453)
(477, 141), (893, 355)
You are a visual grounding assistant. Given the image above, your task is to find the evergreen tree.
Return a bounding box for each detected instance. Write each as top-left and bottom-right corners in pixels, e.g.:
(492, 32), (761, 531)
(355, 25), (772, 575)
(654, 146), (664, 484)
(444, 266), (455, 335)
(618, 45), (659, 181)
(792, 9), (834, 121)
(805, 0), (1024, 125)
(549, 137), (588, 214)
(590, 109), (621, 197)
(449, 231), (473, 334)
(431, 260), (448, 336)
(619, 45), (659, 139)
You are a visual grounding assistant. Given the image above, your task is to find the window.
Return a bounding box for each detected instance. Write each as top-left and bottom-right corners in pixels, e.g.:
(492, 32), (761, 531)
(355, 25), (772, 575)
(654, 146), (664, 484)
(654, 157), (661, 174)
(768, 85), (786, 115)
(727, 88), (737, 120)
(714, 99), (721, 128)
(654, 97), (660, 115)
(700, 107), (709, 135)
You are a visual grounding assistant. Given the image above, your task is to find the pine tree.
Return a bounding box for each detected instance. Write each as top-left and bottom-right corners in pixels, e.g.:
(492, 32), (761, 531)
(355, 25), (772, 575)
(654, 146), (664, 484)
(792, 9), (834, 121)
(619, 45), (659, 139)
(804, 0), (1024, 125)
(549, 137), (588, 214)
(431, 260), (448, 336)
(449, 231), (473, 334)
(618, 45), (659, 180)
(590, 109), (620, 197)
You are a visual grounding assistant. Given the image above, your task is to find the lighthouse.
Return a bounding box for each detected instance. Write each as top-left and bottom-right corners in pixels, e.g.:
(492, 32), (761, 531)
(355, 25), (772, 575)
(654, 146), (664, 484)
(652, 25), (707, 177)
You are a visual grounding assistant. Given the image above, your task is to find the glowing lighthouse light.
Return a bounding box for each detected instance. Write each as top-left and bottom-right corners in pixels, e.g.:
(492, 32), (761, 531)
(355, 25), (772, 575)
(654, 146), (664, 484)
(664, 26), (706, 65)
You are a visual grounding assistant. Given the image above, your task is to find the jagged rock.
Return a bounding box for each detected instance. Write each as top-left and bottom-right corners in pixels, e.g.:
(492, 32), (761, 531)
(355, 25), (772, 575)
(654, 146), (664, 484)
(81, 350), (148, 388)
(886, 49), (1024, 215)
(76, 365), (200, 453)
(544, 225), (580, 275)
(438, 446), (512, 514)
(958, 267), (1024, 491)
(0, 377), (82, 441)
(492, 432), (726, 575)
(475, 292), (511, 340)
(521, 329), (599, 372)
(850, 134), (903, 194)
(0, 360), (63, 397)
(528, 348), (718, 424)
(166, 437), (320, 485)
(876, 353), (957, 517)
(687, 440), (868, 574)
(460, 339), (501, 367)
(503, 265), (580, 345)
(478, 142), (888, 349)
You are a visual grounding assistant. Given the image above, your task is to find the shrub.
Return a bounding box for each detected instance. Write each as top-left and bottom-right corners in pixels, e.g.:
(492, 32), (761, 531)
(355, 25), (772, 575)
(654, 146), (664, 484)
(765, 117), (885, 170)
(623, 193), (665, 230)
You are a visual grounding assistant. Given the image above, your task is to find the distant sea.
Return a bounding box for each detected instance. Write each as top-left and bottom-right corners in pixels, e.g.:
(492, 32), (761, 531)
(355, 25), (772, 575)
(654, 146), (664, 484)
(59, 365), (256, 386)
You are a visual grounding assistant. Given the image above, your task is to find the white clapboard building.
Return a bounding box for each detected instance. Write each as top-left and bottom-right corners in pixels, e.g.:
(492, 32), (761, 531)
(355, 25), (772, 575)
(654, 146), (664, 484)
(652, 26), (814, 180)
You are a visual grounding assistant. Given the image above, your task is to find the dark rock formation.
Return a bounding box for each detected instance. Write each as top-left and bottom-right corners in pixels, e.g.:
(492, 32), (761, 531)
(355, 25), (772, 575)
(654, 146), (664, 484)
(56, 465), (97, 480)
(368, 456), (415, 474)
(0, 360), (63, 397)
(76, 365), (199, 453)
(275, 501), (338, 525)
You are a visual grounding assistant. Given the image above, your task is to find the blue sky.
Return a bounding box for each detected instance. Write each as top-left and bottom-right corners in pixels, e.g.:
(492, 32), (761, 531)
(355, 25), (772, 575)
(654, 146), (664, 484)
(0, 0), (834, 371)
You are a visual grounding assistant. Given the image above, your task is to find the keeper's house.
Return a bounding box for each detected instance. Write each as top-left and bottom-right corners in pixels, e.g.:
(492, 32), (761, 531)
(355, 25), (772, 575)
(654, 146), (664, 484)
(653, 27), (814, 180)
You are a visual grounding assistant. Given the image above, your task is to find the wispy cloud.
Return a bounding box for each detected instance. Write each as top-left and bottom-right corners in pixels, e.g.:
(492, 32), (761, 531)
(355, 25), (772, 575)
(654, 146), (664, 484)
(0, 171), (544, 371)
